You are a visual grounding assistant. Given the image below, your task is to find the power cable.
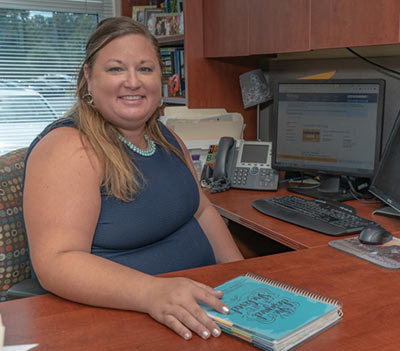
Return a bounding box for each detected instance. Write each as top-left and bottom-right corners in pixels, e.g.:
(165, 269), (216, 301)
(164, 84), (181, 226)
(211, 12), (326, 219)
(346, 47), (400, 76)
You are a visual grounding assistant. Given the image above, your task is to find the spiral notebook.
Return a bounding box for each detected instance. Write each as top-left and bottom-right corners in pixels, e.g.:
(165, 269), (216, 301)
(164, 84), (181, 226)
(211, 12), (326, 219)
(202, 273), (343, 351)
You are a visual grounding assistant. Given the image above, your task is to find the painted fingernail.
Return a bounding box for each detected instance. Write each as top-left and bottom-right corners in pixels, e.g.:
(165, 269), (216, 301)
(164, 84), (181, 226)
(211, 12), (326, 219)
(222, 306), (230, 313)
(183, 332), (191, 340)
(212, 328), (221, 337)
(202, 330), (210, 339)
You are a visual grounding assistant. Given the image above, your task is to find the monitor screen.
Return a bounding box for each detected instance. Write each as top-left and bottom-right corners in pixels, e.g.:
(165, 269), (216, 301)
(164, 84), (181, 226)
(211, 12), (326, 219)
(272, 79), (385, 201)
(369, 111), (400, 213)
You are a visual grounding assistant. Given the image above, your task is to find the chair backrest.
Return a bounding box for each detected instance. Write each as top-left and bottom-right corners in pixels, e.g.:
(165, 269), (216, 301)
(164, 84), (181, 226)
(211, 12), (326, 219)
(0, 148), (30, 301)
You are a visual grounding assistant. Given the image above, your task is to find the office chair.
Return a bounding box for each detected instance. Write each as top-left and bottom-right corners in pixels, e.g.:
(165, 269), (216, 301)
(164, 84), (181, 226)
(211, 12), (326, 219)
(0, 148), (46, 301)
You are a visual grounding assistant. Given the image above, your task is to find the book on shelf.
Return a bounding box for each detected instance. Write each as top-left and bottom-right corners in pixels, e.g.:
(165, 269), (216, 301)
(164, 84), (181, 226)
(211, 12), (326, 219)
(160, 46), (185, 99)
(201, 273), (343, 351)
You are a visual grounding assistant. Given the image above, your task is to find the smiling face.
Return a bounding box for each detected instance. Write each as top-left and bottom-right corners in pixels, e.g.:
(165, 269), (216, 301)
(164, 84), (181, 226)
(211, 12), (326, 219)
(84, 34), (162, 133)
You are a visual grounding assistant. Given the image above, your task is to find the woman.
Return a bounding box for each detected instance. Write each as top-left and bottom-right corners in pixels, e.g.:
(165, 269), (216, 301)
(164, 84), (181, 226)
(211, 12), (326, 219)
(23, 17), (243, 341)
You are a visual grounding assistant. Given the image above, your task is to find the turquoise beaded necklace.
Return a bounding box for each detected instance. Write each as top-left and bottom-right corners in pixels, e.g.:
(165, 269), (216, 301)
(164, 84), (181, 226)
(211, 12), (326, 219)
(118, 133), (156, 157)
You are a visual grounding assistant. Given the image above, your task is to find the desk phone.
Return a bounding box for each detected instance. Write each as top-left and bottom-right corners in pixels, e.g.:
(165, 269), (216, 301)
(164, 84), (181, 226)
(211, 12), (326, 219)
(213, 137), (279, 191)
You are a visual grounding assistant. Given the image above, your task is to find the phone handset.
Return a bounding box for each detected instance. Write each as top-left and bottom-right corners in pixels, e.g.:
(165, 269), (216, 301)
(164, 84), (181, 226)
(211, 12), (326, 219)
(211, 136), (235, 192)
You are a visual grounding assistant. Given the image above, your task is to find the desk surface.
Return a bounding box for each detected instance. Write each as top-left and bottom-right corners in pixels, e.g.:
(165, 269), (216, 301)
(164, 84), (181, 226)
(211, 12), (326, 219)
(0, 246), (399, 350)
(206, 187), (400, 250)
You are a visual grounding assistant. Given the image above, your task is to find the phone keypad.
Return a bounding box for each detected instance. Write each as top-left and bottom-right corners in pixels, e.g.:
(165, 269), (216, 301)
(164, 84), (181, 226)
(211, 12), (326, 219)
(232, 167), (249, 186)
(231, 167), (279, 190)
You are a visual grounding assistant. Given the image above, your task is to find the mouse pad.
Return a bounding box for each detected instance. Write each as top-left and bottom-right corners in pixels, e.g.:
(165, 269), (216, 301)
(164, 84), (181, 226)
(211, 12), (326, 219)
(329, 237), (400, 269)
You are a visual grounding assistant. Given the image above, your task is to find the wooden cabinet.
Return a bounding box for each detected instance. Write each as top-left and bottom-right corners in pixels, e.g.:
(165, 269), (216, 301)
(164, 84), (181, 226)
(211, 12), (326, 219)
(249, 0), (310, 55)
(203, 0), (250, 57)
(204, 0), (310, 57)
(204, 0), (400, 57)
(311, 0), (400, 49)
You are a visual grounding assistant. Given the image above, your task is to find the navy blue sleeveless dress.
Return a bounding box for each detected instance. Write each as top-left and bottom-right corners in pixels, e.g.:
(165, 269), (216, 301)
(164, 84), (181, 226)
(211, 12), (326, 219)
(24, 117), (216, 275)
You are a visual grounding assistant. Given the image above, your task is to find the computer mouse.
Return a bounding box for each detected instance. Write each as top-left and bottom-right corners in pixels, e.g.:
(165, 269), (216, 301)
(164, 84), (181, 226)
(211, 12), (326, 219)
(358, 224), (393, 245)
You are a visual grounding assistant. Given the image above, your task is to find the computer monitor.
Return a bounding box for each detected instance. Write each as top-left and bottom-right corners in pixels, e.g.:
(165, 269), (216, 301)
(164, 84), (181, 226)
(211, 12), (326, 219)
(272, 79), (385, 201)
(369, 110), (400, 217)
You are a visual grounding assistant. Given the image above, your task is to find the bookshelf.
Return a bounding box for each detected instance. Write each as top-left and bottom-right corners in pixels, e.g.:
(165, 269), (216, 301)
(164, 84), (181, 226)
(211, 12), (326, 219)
(159, 39), (186, 105)
(158, 34), (184, 46)
(123, 1), (186, 105)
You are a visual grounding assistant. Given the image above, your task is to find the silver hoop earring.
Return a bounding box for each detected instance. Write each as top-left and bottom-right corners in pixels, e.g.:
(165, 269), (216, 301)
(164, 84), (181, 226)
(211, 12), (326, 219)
(159, 97), (164, 107)
(83, 93), (94, 105)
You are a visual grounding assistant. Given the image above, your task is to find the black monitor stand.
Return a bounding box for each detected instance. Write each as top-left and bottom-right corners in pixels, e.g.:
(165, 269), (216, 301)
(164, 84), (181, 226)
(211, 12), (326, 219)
(373, 206), (400, 218)
(288, 175), (355, 202)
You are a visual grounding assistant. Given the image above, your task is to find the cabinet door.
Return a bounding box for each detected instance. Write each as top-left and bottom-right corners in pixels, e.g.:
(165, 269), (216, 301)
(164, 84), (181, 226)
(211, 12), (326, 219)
(203, 0), (250, 57)
(311, 0), (400, 49)
(249, 0), (310, 55)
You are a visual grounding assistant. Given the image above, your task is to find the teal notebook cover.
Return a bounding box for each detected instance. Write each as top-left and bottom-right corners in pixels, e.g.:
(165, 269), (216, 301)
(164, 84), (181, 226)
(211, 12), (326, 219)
(203, 273), (342, 342)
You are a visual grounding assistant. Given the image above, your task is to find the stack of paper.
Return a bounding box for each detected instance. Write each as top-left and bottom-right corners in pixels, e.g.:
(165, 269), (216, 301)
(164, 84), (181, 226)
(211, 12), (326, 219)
(161, 106), (244, 149)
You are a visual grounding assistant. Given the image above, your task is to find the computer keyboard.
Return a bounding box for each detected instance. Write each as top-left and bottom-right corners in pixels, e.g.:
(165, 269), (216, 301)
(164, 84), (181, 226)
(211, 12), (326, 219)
(252, 195), (376, 236)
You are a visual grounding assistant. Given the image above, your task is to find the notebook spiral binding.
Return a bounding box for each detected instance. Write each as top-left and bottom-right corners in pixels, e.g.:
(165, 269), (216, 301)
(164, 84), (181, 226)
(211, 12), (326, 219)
(245, 272), (343, 316)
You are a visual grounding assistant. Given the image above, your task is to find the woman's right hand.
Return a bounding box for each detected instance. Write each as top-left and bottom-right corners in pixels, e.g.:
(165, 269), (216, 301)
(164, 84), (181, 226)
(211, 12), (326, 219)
(146, 276), (230, 340)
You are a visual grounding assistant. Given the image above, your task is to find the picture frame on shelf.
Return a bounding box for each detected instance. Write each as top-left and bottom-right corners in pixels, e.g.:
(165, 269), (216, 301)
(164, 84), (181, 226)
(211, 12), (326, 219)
(154, 13), (180, 37)
(144, 8), (164, 35)
(132, 5), (156, 24)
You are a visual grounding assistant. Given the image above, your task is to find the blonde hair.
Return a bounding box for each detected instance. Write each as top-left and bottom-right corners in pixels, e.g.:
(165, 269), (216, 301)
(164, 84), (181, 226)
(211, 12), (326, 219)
(71, 16), (186, 202)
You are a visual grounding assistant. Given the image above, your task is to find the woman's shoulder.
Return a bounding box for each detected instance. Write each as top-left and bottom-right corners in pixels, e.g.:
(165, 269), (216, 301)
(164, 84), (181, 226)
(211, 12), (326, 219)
(40, 125), (82, 148)
(34, 116), (82, 152)
(38, 115), (76, 137)
(27, 128), (103, 187)
(28, 120), (102, 179)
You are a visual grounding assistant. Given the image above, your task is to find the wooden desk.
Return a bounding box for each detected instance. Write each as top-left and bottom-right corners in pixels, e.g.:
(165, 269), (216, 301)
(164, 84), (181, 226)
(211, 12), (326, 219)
(0, 246), (399, 350)
(206, 188), (400, 250)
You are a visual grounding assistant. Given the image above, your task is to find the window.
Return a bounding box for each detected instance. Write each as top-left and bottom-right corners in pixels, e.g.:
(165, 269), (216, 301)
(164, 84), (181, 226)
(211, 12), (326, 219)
(0, 0), (115, 155)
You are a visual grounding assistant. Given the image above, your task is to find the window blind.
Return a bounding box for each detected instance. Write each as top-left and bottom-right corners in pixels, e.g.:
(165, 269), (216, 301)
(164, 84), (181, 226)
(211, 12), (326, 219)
(0, 0), (115, 155)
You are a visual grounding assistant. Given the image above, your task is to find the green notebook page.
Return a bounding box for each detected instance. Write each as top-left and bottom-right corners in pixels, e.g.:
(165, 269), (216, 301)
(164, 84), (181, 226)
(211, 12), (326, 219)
(203, 274), (338, 341)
